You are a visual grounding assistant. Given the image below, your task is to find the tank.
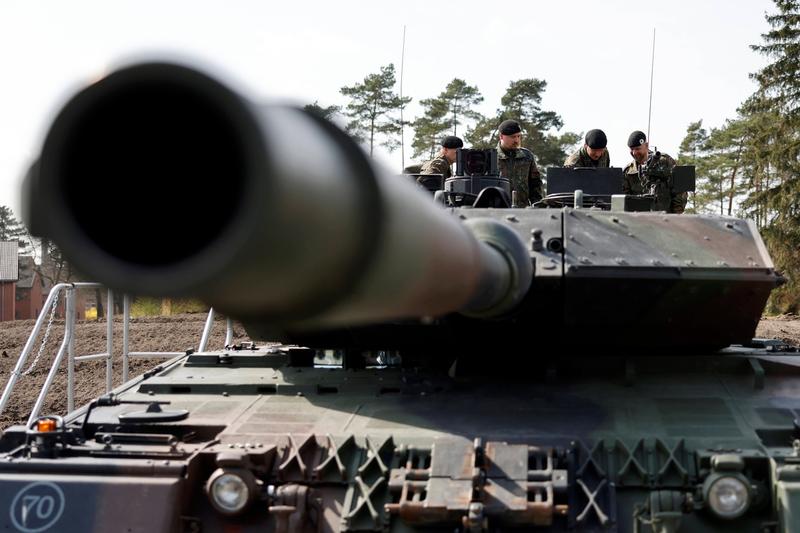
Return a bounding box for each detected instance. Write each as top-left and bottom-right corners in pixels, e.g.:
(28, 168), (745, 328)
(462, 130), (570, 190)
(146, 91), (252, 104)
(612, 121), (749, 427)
(2, 61), (799, 532)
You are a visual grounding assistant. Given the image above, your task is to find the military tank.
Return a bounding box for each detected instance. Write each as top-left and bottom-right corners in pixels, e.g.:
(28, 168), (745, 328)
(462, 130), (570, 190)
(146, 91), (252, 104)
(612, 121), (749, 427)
(2, 60), (800, 532)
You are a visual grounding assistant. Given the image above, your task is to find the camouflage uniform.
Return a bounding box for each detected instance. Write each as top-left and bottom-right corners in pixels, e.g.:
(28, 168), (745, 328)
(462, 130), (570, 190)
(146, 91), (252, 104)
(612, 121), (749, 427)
(564, 146), (610, 168)
(419, 155), (452, 179)
(497, 143), (543, 206)
(622, 151), (688, 213)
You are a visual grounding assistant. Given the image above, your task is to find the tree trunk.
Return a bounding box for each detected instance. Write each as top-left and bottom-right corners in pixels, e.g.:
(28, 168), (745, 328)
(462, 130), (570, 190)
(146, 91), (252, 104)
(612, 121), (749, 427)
(726, 164), (738, 216)
(452, 98), (458, 136)
(754, 165), (762, 228)
(369, 119), (375, 157)
(727, 144), (743, 216)
(95, 289), (104, 319)
(369, 103), (377, 157)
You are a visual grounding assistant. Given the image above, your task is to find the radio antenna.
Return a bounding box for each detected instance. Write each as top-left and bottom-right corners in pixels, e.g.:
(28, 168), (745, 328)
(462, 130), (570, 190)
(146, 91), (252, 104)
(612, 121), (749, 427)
(647, 27), (656, 141)
(399, 25), (407, 172)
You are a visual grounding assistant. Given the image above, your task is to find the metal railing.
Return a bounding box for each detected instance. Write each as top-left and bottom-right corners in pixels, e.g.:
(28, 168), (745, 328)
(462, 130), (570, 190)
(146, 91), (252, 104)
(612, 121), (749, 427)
(0, 284), (232, 426)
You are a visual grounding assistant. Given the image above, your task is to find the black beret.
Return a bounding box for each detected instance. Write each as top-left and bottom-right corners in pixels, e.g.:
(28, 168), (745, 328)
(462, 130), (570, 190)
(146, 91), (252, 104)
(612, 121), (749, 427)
(627, 130), (647, 148)
(585, 129), (607, 149)
(498, 119), (522, 135)
(441, 135), (463, 149)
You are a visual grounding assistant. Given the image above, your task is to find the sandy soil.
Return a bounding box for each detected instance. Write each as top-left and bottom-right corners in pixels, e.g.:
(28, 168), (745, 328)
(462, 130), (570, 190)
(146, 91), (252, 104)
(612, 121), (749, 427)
(755, 315), (800, 345)
(1, 315), (799, 430)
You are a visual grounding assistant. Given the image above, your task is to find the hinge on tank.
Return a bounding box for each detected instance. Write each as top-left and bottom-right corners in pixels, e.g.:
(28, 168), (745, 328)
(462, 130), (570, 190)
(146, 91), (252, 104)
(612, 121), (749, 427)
(748, 357), (765, 390)
(384, 438), (569, 529)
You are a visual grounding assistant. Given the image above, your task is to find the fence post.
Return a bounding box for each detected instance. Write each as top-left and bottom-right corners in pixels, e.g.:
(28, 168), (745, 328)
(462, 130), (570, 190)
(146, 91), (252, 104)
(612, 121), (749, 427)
(28, 287), (74, 425)
(0, 284), (67, 417)
(225, 318), (233, 347)
(123, 295), (130, 383)
(66, 287), (75, 412)
(198, 308), (215, 352)
(106, 288), (113, 392)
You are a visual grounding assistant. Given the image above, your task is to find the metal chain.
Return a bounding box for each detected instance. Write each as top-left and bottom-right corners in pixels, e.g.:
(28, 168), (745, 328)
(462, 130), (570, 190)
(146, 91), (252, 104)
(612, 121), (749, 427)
(18, 288), (62, 376)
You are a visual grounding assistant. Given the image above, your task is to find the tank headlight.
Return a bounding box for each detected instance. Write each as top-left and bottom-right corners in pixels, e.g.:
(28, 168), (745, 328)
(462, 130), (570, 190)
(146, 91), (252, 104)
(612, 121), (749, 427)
(206, 468), (256, 515)
(704, 474), (750, 519)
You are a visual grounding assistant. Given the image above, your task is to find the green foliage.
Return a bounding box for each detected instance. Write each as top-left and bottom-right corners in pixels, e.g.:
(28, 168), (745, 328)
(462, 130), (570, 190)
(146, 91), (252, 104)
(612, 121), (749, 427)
(678, 120), (709, 213)
(411, 96), (450, 160)
(171, 299), (209, 314)
(410, 78), (483, 160)
(441, 78), (483, 136)
(750, 0), (800, 313)
(537, 131), (583, 168)
(464, 116), (499, 149)
(130, 297), (162, 317)
(680, 118), (751, 216)
(0, 206), (31, 255)
(686, 0), (800, 313)
(304, 101), (341, 121)
(464, 78), (577, 166)
(340, 64), (411, 156)
(750, 0), (800, 121)
(130, 297), (208, 317)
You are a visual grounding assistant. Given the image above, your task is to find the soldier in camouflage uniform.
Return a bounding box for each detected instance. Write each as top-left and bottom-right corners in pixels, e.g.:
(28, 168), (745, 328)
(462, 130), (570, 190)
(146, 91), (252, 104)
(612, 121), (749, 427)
(419, 136), (463, 180)
(622, 130), (687, 214)
(496, 120), (543, 206)
(564, 129), (610, 168)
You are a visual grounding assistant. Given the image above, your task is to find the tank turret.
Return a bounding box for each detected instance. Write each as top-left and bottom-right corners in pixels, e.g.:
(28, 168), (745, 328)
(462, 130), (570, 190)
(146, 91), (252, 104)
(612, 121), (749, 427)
(24, 61), (781, 353)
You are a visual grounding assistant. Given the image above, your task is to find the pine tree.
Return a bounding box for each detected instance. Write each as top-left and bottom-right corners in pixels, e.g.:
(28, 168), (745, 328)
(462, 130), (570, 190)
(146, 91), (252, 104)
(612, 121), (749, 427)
(678, 121), (709, 213)
(737, 101), (784, 230)
(440, 79), (483, 136)
(678, 120), (708, 163)
(304, 101), (341, 122)
(340, 65), (411, 156)
(0, 206), (31, 255)
(671, 1), (800, 312)
(748, 0), (800, 312)
(464, 78), (576, 166)
(409, 78), (484, 160)
(410, 96), (450, 160)
(708, 119), (749, 217)
(750, 0), (800, 121)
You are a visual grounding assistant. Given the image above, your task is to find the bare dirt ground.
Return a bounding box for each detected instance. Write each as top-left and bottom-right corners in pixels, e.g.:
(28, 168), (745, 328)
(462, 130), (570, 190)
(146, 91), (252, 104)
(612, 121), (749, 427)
(755, 315), (800, 345)
(0, 313), (250, 429)
(1, 315), (799, 430)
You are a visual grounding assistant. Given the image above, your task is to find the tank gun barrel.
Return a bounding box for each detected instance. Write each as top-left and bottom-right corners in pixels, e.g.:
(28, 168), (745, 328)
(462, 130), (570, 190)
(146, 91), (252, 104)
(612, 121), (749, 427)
(23, 62), (531, 330)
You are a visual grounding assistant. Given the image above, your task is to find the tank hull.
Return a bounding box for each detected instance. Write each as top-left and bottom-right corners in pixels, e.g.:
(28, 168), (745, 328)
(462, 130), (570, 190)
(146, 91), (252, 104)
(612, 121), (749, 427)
(2, 345), (799, 532)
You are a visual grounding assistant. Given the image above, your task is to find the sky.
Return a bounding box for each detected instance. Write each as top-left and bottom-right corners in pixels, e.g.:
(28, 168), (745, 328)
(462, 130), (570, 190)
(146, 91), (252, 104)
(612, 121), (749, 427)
(0, 0), (776, 215)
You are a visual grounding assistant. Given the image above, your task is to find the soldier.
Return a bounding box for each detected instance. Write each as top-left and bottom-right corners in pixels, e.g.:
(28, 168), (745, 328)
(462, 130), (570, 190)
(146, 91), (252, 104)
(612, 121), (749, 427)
(419, 135), (463, 180)
(496, 120), (543, 205)
(623, 130), (687, 214)
(564, 129), (610, 168)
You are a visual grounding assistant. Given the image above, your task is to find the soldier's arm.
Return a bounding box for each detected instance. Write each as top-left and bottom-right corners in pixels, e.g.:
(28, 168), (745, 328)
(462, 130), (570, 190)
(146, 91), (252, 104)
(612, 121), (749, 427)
(528, 155), (544, 202)
(419, 159), (447, 175)
(671, 192), (688, 214)
(435, 159), (450, 176)
(622, 165), (633, 194)
(563, 151), (578, 168)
